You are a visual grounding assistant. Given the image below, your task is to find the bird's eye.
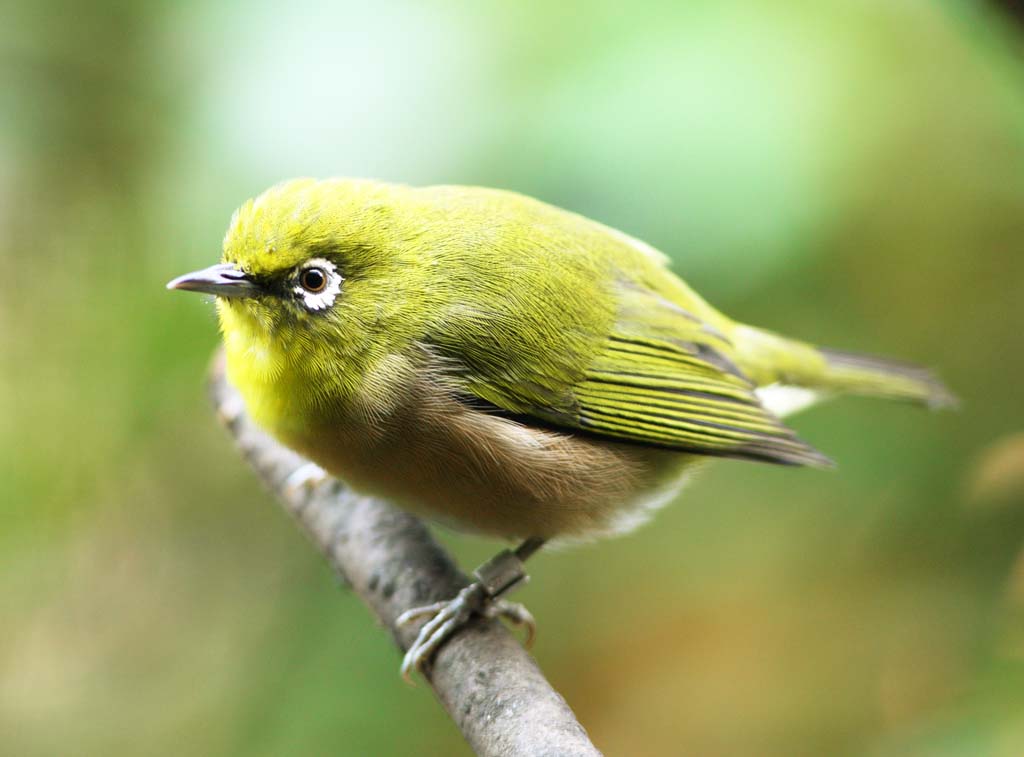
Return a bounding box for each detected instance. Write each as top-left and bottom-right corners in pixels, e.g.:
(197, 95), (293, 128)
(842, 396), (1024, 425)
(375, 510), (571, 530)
(300, 267), (328, 293)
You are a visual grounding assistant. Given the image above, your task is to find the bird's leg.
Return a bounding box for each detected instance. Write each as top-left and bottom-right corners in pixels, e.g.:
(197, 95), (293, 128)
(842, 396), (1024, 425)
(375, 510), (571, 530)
(396, 537), (546, 681)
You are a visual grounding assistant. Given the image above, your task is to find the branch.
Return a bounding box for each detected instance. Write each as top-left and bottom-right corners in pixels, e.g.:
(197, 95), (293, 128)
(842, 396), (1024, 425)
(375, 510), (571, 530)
(207, 352), (602, 757)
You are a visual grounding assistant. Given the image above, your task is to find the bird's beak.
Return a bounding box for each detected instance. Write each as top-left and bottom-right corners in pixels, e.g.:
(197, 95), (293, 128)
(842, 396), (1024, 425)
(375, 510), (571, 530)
(166, 263), (260, 299)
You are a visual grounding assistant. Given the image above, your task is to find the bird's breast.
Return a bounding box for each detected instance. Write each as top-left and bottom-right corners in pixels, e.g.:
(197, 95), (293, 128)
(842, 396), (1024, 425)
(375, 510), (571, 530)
(224, 336), (694, 541)
(272, 376), (693, 541)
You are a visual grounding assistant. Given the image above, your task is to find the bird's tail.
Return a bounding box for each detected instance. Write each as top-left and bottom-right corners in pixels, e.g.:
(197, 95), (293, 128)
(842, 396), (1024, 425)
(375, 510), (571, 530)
(813, 347), (957, 409)
(734, 325), (957, 410)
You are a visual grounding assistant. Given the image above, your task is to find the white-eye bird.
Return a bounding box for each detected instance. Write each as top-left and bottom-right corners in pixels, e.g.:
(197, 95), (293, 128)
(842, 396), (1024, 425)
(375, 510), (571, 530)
(169, 178), (953, 678)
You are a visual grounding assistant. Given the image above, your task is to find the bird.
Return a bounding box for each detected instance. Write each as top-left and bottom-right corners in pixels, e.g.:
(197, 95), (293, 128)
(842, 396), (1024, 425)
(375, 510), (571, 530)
(168, 177), (954, 679)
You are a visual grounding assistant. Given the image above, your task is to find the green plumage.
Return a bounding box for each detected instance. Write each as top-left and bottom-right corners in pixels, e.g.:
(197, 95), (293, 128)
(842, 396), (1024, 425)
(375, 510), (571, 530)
(169, 177), (957, 680)
(173, 177), (953, 540)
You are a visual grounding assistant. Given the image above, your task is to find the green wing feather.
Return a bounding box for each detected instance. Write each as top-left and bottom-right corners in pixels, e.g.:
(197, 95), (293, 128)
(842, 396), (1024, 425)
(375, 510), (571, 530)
(575, 341), (830, 465)
(571, 286), (831, 466)
(432, 277), (830, 468)
(416, 186), (830, 467)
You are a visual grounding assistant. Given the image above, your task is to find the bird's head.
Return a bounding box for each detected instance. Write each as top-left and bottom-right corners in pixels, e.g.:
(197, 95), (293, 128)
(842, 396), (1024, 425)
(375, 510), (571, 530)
(168, 178), (434, 402)
(173, 178), (426, 339)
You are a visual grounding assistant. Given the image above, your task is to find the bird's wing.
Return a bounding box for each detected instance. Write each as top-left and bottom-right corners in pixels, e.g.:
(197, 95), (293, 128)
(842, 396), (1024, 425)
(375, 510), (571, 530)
(430, 280), (830, 468)
(569, 285), (831, 466)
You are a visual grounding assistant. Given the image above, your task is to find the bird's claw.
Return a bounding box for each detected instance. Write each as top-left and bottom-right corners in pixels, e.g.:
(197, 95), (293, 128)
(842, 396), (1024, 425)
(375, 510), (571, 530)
(491, 598), (536, 648)
(396, 583), (536, 683)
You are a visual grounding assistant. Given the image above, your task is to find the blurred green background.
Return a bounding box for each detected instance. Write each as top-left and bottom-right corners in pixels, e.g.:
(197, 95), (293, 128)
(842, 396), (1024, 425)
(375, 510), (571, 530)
(3, 0), (1023, 754)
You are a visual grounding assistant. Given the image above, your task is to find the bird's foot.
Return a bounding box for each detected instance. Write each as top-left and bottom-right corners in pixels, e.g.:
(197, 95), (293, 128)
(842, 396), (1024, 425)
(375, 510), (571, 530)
(395, 547), (535, 682)
(396, 584), (535, 682)
(284, 462), (328, 497)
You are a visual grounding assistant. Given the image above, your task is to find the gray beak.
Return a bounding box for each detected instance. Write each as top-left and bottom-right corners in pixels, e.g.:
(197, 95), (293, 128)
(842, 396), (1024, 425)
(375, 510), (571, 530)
(166, 263), (260, 299)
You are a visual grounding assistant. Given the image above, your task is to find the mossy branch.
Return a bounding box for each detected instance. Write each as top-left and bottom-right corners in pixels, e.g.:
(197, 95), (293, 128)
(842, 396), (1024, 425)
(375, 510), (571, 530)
(208, 352), (601, 757)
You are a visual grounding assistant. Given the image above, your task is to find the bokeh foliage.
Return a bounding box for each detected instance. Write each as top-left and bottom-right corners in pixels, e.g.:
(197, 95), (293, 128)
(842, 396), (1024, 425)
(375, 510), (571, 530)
(2, 1), (1022, 754)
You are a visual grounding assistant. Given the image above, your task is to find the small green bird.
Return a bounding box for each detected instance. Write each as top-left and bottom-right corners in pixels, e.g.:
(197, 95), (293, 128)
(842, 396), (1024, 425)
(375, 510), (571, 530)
(169, 178), (953, 677)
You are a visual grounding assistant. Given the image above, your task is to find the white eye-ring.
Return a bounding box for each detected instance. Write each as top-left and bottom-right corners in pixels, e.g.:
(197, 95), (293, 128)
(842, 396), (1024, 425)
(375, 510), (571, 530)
(294, 258), (342, 311)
